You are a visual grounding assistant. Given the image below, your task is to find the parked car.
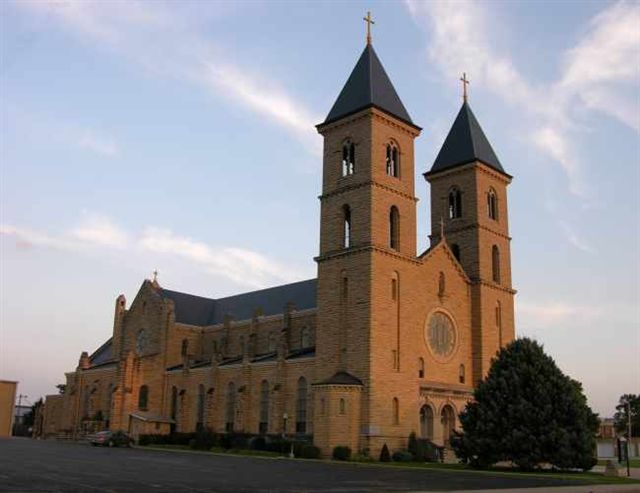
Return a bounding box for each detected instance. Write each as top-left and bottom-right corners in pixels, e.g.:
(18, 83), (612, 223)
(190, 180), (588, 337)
(90, 430), (133, 447)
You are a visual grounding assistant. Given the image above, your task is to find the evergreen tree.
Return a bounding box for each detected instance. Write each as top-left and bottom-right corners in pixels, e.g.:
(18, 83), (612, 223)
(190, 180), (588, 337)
(613, 394), (639, 437)
(453, 338), (599, 471)
(379, 443), (391, 462)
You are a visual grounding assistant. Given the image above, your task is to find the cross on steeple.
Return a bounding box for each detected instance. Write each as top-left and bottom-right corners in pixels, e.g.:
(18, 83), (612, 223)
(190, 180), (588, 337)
(152, 269), (158, 283)
(363, 11), (375, 45)
(460, 72), (470, 102)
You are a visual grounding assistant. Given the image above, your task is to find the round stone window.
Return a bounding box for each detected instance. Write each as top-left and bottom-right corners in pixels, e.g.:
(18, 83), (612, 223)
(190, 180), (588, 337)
(425, 311), (457, 359)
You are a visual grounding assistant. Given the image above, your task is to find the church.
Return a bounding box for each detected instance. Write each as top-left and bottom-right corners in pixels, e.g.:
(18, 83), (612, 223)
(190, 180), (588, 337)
(41, 22), (515, 458)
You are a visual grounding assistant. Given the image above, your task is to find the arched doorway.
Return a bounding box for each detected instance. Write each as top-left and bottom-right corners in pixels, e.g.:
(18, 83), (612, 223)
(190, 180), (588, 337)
(441, 405), (456, 446)
(419, 405), (434, 439)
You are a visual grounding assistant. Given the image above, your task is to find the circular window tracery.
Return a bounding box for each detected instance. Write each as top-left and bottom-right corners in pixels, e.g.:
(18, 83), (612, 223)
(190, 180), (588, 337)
(425, 311), (457, 359)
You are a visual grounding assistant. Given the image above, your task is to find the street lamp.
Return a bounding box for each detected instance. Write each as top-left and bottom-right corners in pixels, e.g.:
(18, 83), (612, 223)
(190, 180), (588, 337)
(282, 412), (294, 458)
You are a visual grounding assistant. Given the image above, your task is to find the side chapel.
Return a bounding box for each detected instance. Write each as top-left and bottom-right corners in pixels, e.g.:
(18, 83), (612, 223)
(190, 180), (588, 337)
(41, 17), (515, 457)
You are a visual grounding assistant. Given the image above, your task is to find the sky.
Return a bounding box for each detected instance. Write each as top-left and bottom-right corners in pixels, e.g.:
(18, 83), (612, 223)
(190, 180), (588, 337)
(1, 0), (638, 417)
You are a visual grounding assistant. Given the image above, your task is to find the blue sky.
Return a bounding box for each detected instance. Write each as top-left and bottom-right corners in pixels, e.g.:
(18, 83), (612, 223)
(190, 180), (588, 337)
(1, 0), (638, 416)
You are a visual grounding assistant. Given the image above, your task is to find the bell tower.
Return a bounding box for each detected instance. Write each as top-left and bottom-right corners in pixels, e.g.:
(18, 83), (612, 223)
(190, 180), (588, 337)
(424, 97), (516, 382)
(313, 26), (421, 456)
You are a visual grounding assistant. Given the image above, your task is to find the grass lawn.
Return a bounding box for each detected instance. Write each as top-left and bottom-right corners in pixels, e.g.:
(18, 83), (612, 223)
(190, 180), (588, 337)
(140, 445), (640, 485)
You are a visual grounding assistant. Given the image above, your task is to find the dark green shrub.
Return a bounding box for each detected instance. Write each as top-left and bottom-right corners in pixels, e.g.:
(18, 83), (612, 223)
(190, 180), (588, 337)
(192, 430), (217, 450)
(379, 443), (391, 462)
(250, 436), (267, 451)
(392, 450), (414, 462)
(298, 444), (321, 459)
(332, 445), (351, 461)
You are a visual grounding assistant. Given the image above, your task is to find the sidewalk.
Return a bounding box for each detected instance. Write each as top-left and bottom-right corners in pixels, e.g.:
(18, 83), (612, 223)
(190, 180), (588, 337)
(591, 466), (640, 480)
(438, 486), (640, 493)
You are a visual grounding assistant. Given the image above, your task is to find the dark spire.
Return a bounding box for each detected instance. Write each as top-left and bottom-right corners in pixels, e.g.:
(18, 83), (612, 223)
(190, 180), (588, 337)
(321, 44), (417, 128)
(427, 101), (506, 176)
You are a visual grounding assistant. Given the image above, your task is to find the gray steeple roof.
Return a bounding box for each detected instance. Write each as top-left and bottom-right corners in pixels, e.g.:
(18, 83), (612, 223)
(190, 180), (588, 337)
(427, 101), (506, 176)
(322, 44), (416, 128)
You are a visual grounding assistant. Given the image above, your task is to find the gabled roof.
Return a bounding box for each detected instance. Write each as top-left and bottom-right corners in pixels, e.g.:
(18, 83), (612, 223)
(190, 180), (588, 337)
(160, 279), (317, 327)
(314, 371), (363, 386)
(89, 339), (113, 366)
(427, 101), (506, 176)
(322, 44), (416, 128)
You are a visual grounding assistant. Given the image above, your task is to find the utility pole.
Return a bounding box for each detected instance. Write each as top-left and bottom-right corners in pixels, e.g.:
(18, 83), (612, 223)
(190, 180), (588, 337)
(627, 399), (632, 477)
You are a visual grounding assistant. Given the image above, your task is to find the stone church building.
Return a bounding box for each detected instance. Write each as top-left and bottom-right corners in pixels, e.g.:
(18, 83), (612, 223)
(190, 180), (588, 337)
(42, 35), (515, 457)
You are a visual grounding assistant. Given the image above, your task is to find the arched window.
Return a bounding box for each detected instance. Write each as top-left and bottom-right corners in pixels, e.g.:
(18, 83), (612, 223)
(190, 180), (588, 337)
(339, 398), (346, 415)
(438, 272), (445, 297)
(320, 398), (326, 415)
(138, 385), (149, 411)
(448, 188), (462, 219)
(451, 243), (461, 261)
(300, 327), (311, 348)
(343, 205), (351, 248)
(268, 331), (277, 352)
(418, 358), (425, 378)
(196, 384), (205, 431)
(487, 189), (498, 220)
(389, 206), (399, 250)
(386, 142), (399, 177)
(239, 335), (245, 355)
(420, 405), (434, 439)
(225, 382), (236, 432)
(342, 140), (355, 176)
(392, 397), (399, 425)
(492, 245), (501, 283)
(391, 278), (397, 301)
(459, 364), (466, 384)
(295, 377), (307, 433)
(341, 275), (348, 302)
(496, 301), (503, 346)
(181, 339), (189, 357)
(441, 405), (456, 446)
(170, 386), (178, 420)
(82, 386), (90, 419)
(259, 380), (269, 434)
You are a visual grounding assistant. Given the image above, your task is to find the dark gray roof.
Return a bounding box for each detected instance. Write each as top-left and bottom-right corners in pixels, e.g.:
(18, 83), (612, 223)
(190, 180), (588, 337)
(315, 371), (363, 386)
(427, 102), (506, 176)
(89, 339), (113, 366)
(161, 279), (317, 327)
(322, 44), (416, 128)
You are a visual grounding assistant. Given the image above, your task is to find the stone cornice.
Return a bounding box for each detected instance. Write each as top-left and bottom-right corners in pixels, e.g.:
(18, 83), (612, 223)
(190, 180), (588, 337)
(436, 222), (512, 241)
(420, 382), (474, 397)
(319, 179), (418, 203)
(315, 244), (421, 265)
(424, 161), (512, 184)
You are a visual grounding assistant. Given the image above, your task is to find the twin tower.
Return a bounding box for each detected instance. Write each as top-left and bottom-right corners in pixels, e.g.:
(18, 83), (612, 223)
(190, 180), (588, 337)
(311, 40), (515, 454)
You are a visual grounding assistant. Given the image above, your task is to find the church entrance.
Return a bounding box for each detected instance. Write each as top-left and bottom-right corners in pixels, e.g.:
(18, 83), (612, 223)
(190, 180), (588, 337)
(419, 405), (434, 439)
(440, 405), (455, 447)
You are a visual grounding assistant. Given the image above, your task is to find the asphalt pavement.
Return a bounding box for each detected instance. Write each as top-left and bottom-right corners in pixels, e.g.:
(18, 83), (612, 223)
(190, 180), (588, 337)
(0, 437), (631, 493)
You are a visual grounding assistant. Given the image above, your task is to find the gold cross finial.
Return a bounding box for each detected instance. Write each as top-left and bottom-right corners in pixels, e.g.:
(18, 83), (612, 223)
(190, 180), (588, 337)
(152, 269), (158, 283)
(460, 72), (470, 102)
(363, 11), (375, 45)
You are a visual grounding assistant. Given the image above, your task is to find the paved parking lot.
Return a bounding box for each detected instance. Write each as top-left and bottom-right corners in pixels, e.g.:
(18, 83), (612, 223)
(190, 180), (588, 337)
(0, 438), (600, 492)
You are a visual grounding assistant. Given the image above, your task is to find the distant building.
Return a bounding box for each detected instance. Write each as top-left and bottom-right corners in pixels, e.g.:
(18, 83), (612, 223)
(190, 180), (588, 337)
(0, 380), (17, 437)
(13, 405), (31, 426)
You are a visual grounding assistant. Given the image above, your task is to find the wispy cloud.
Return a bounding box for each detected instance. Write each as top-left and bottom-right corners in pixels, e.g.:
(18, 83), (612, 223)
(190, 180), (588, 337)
(70, 213), (129, 249)
(405, 0), (640, 198)
(558, 220), (596, 254)
(517, 301), (603, 329)
(1, 215), (305, 288)
(139, 227), (297, 288)
(76, 131), (119, 157)
(16, 0), (321, 155)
